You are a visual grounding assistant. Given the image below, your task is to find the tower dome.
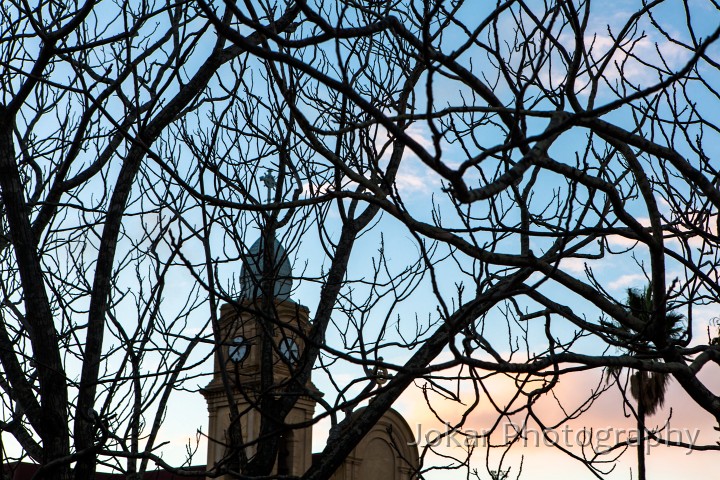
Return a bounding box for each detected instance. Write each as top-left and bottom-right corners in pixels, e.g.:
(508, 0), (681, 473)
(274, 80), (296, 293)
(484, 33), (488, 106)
(239, 235), (293, 301)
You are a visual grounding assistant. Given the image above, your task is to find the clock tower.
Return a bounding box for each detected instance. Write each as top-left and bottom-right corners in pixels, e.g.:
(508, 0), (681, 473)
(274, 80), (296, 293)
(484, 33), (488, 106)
(202, 235), (316, 478)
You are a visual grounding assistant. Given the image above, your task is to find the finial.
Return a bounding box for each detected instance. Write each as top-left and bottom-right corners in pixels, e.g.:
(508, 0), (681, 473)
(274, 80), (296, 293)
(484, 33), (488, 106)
(259, 170), (276, 203)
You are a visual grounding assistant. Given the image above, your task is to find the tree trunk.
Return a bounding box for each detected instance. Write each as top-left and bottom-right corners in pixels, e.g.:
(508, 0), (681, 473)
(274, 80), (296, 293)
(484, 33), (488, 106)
(637, 398), (646, 480)
(0, 107), (71, 480)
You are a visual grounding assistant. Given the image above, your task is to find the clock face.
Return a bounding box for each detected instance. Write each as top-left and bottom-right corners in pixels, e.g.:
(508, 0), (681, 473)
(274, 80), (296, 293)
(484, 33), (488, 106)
(229, 336), (249, 363)
(278, 338), (299, 363)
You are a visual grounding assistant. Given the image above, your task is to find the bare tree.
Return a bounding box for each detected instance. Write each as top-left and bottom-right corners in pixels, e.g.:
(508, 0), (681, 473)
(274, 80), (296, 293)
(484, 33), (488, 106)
(3, 1), (720, 480)
(197, 0), (720, 478)
(0, 1), (302, 479)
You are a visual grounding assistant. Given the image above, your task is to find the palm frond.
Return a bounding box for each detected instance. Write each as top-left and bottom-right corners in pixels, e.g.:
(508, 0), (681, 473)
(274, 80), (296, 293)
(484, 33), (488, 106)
(607, 284), (684, 416)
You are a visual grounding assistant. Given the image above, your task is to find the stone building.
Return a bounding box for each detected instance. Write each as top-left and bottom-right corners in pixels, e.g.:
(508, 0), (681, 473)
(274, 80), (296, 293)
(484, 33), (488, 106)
(202, 235), (419, 480)
(2, 234), (418, 480)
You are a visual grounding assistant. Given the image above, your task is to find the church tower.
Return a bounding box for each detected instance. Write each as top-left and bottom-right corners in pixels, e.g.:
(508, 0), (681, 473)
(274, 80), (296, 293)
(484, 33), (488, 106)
(202, 234), (316, 478)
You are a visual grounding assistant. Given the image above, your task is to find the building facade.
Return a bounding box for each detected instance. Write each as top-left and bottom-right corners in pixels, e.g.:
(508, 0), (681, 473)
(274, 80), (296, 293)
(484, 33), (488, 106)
(202, 235), (419, 480)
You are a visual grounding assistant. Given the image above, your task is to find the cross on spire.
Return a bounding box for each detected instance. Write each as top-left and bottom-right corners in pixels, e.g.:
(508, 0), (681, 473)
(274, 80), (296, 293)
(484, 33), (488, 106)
(259, 170), (276, 202)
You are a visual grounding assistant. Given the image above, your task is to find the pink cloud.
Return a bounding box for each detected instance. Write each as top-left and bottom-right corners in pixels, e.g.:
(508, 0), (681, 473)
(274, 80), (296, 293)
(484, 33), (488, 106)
(400, 362), (720, 480)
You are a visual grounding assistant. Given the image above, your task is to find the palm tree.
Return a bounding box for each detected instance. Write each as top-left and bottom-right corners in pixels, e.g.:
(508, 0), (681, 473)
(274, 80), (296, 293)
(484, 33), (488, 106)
(606, 285), (684, 480)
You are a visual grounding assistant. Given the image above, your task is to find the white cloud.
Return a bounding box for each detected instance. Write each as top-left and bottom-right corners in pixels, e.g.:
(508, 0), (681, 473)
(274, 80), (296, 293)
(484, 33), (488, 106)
(559, 257), (590, 274)
(608, 273), (647, 290)
(394, 167), (442, 194)
(404, 124), (435, 150)
(395, 172), (429, 192)
(606, 218), (652, 248)
(607, 234), (641, 248)
(302, 180), (334, 197)
(554, 25), (692, 97)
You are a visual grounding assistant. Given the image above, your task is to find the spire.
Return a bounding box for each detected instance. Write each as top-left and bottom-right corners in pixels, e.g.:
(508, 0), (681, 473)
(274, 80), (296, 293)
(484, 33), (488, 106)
(239, 235), (293, 301)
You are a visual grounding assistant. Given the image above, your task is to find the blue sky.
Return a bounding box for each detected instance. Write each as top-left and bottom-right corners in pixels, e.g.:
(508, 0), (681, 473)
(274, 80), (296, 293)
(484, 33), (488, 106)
(4, 1), (720, 479)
